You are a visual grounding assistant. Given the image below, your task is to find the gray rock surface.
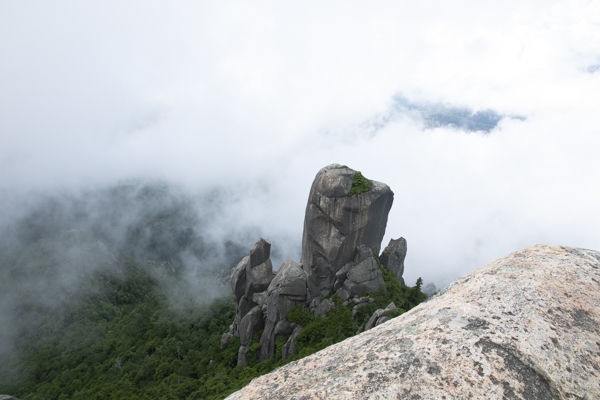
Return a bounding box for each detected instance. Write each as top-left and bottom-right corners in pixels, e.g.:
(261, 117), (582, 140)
(282, 325), (303, 361)
(238, 306), (265, 347)
(251, 291), (268, 306)
(301, 164), (394, 298)
(364, 302), (397, 331)
(237, 345), (249, 366)
(0, 396), (20, 400)
(229, 239), (276, 364)
(336, 247), (384, 300)
(231, 239), (274, 306)
(220, 332), (233, 349)
(230, 239), (275, 338)
(245, 239), (275, 301)
(379, 237), (406, 284)
(351, 302), (370, 319)
(228, 165), (399, 364)
(226, 245), (600, 400)
(352, 296), (375, 305)
(249, 238), (270, 267)
(259, 260), (307, 361)
(364, 309), (385, 331)
(313, 298), (334, 318)
(230, 256), (249, 305)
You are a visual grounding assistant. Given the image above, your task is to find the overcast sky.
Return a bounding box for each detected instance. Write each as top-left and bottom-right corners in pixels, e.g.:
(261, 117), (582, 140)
(1, 1), (599, 288)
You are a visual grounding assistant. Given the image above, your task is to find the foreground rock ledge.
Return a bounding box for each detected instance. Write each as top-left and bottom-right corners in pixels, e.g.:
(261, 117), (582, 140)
(226, 245), (600, 400)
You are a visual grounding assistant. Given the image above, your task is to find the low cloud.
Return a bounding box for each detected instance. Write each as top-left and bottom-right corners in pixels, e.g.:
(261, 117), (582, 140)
(0, 0), (599, 289)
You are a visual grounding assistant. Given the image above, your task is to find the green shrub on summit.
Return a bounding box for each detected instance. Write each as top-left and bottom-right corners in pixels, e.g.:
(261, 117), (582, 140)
(348, 171), (372, 196)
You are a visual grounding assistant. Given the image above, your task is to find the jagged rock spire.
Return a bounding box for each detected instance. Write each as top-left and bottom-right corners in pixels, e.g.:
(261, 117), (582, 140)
(227, 164), (398, 363)
(301, 164), (394, 298)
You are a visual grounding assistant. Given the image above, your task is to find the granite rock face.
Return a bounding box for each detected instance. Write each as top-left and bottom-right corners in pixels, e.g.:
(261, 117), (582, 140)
(246, 239), (274, 298)
(228, 239), (275, 348)
(301, 164), (394, 298)
(281, 325), (303, 361)
(364, 302), (397, 331)
(231, 239), (274, 305)
(379, 237), (406, 285)
(227, 165), (401, 363)
(238, 306), (264, 347)
(259, 260), (307, 361)
(334, 245), (384, 301)
(226, 245), (600, 400)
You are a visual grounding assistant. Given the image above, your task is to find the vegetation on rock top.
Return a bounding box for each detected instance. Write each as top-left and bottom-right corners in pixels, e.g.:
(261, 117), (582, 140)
(348, 171), (372, 196)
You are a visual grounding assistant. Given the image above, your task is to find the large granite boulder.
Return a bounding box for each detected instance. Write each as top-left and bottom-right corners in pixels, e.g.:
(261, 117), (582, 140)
(236, 306), (265, 366)
(301, 164), (394, 298)
(334, 245), (384, 301)
(238, 306), (265, 347)
(281, 325), (303, 361)
(245, 239), (275, 299)
(259, 260), (308, 361)
(230, 239), (274, 343)
(231, 239), (274, 304)
(379, 237), (407, 285)
(230, 258), (248, 305)
(228, 165), (399, 363)
(226, 245), (600, 400)
(364, 302), (397, 331)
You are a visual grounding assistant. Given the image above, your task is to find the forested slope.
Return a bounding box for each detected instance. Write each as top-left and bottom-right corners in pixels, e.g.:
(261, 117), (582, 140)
(0, 232), (426, 399)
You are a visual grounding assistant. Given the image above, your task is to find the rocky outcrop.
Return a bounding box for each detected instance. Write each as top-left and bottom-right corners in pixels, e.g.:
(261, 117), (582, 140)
(0, 396), (20, 400)
(227, 164), (402, 363)
(334, 245), (384, 301)
(259, 260), (307, 361)
(311, 298), (334, 318)
(238, 306), (264, 347)
(301, 164), (394, 298)
(379, 237), (406, 285)
(227, 238), (275, 354)
(226, 245), (600, 400)
(364, 301), (397, 331)
(281, 325), (303, 361)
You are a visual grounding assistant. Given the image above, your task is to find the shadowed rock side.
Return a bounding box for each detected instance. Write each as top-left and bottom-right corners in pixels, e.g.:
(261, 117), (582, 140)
(379, 237), (407, 285)
(226, 245), (600, 400)
(301, 164), (394, 298)
(227, 238), (275, 357)
(259, 260), (307, 361)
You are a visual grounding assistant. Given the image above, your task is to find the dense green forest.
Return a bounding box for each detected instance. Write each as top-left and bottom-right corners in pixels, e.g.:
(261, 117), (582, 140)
(0, 231), (426, 399)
